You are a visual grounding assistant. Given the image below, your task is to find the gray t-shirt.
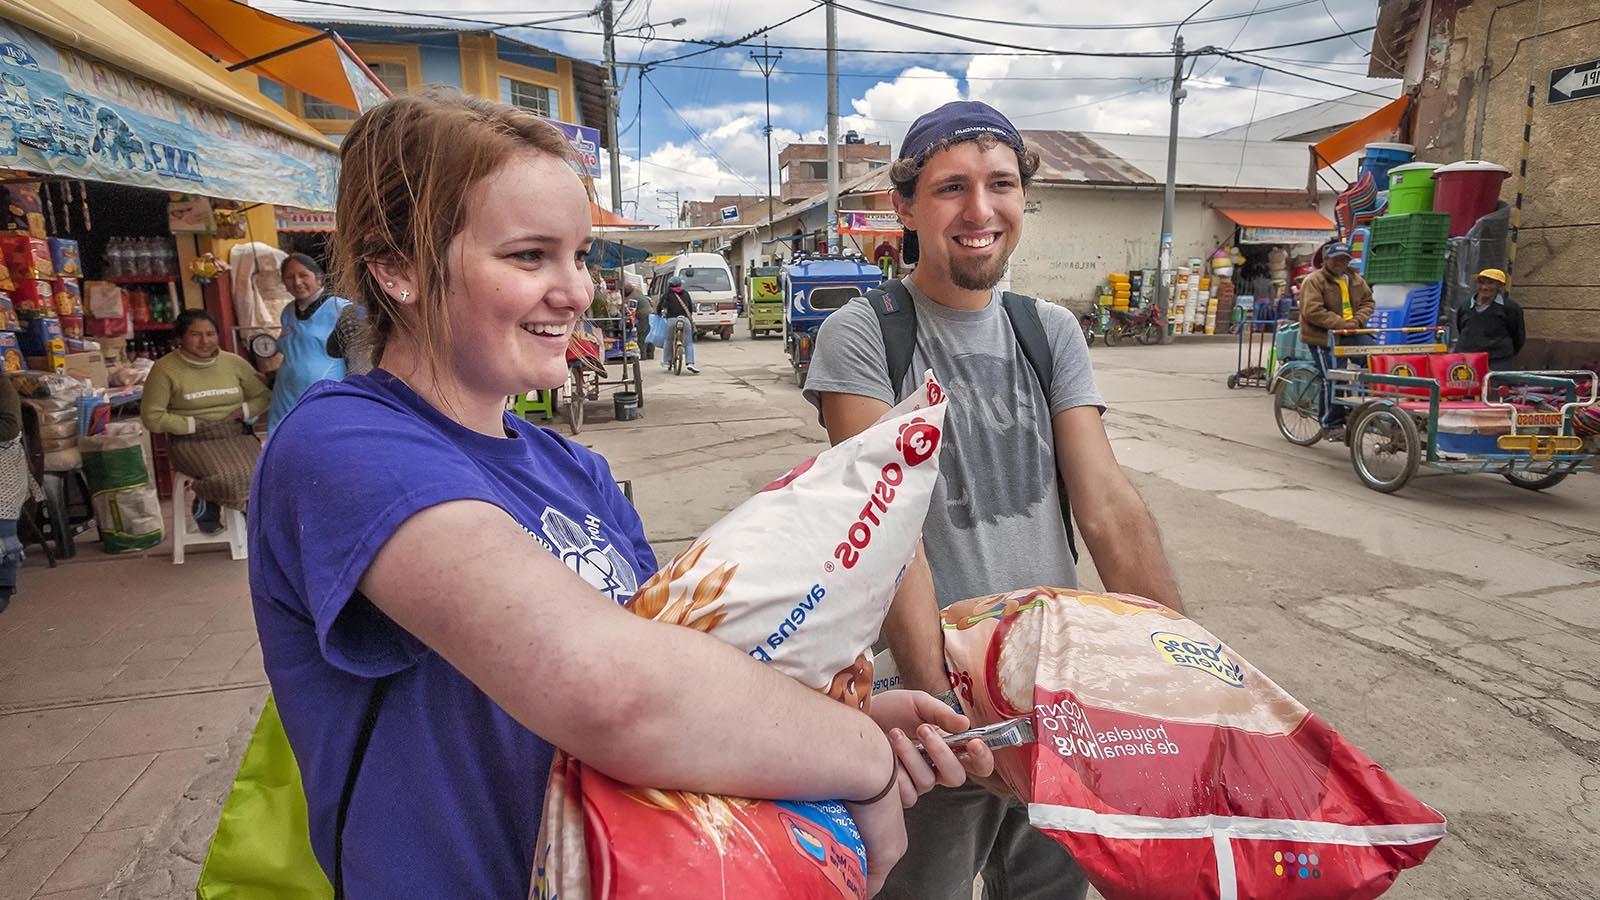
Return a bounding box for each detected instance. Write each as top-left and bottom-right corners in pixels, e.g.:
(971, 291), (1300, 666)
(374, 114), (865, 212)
(803, 281), (1104, 608)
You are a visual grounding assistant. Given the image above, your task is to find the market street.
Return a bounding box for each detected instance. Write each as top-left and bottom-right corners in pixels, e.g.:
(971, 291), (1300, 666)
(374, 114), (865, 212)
(3, 329), (1598, 899)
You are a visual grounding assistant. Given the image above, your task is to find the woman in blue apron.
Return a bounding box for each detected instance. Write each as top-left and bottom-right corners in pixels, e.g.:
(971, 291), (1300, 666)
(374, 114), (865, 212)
(269, 253), (367, 430)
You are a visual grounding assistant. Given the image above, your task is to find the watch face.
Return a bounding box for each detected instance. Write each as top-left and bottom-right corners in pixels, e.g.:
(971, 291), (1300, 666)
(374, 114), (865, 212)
(250, 333), (279, 357)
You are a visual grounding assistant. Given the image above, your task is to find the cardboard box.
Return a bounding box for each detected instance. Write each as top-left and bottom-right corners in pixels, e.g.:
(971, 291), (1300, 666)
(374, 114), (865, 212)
(64, 350), (107, 387)
(25, 354), (65, 374)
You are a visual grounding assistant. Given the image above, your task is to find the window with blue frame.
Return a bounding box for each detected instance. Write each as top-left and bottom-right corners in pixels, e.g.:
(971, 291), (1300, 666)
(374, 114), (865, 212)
(502, 77), (557, 118)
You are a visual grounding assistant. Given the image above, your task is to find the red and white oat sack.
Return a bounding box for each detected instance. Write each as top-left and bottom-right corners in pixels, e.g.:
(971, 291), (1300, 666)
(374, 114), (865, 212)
(940, 588), (1446, 900)
(533, 373), (950, 900)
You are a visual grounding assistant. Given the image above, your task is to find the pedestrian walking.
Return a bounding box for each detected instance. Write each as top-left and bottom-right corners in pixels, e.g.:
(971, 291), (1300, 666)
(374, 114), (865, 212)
(1298, 241), (1374, 440)
(656, 275), (699, 374)
(249, 89), (986, 899)
(805, 99), (1186, 900)
(1454, 268), (1525, 370)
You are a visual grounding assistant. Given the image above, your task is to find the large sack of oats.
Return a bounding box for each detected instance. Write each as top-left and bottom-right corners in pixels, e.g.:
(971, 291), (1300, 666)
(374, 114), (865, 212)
(533, 373), (950, 900)
(939, 588), (1445, 900)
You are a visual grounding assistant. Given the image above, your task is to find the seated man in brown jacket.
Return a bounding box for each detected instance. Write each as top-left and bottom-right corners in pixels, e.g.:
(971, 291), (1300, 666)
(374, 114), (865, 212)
(1298, 241), (1375, 437)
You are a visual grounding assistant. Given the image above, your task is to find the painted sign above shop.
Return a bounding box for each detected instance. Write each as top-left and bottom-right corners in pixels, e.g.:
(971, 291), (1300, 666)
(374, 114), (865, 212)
(837, 210), (901, 235)
(0, 20), (337, 210)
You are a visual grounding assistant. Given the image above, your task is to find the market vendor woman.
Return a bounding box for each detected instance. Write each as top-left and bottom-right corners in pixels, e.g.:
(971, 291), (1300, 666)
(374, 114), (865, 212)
(141, 310), (269, 531)
(250, 89), (990, 899)
(268, 253), (368, 429)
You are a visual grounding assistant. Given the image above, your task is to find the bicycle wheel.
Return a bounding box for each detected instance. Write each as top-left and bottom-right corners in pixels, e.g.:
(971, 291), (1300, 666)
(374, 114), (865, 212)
(1138, 322), (1162, 345)
(1104, 324), (1121, 347)
(1502, 468), (1568, 491)
(565, 368), (585, 435)
(1349, 406), (1420, 493)
(1273, 368), (1327, 446)
(670, 322), (685, 376)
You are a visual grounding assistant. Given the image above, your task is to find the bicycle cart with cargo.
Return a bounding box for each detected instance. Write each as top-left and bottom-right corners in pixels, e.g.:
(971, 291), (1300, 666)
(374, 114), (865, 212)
(1270, 327), (1599, 493)
(557, 314), (646, 435)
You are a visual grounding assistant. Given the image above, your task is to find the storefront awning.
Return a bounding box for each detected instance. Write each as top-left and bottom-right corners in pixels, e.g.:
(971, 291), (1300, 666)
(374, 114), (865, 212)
(1220, 208), (1338, 245)
(591, 202), (651, 228)
(129, 0), (390, 115)
(0, 0), (340, 210)
(592, 225), (748, 255)
(1311, 95), (1410, 171)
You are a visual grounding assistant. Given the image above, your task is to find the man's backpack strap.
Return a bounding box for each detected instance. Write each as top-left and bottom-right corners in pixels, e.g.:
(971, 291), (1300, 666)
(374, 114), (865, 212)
(1000, 292), (1080, 563)
(865, 279), (917, 402)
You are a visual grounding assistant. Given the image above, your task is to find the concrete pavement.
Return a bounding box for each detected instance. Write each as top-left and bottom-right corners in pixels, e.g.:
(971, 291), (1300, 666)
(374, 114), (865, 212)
(2, 325), (1595, 898)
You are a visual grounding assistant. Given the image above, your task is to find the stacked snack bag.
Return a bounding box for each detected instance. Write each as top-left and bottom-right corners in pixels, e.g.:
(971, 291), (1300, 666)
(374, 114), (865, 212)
(534, 373), (951, 900)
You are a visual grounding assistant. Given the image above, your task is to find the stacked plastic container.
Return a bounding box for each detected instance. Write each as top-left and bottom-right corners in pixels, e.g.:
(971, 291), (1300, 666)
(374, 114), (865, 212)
(1364, 211), (1450, 284)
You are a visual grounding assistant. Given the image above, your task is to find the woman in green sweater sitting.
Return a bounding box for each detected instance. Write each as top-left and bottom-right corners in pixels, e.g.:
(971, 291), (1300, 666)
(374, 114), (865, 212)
(141, 310), (271, 533)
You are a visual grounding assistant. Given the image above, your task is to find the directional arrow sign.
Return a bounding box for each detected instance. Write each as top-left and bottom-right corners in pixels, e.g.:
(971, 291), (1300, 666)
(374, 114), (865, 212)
(1549, 58), (1600, 104)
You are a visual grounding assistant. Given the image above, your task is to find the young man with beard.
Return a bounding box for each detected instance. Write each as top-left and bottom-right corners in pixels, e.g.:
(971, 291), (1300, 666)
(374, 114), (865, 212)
(804, 101), (1185, 900)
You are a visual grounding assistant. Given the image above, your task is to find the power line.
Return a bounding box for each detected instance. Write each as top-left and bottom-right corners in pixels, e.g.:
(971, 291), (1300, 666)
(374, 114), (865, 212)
(843, 0), (1323, 30)
(643, 73), (765, 193)
(644, 2), (824, 67)
(1218, 51), (1391, 97)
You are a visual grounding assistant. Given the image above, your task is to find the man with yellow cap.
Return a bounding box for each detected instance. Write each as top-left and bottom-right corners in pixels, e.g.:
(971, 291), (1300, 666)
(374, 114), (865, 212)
(1455, 268), (1525, 370)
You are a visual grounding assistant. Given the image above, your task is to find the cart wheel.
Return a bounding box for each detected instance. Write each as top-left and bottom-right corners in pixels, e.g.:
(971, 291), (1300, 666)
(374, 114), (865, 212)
(1272, 368), (1326, 446)
(1103, 325), (1121, 347)
(566, 369), (585, 436)
(632, 357), (645, 410)
(1349, 405), (1420, 493)
(1502, 469), (1568, 491)
(1226, 374), (1239, 390)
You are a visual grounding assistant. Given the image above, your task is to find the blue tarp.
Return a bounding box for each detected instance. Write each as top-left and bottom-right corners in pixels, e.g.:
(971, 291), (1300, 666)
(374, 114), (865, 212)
(591, 238), (651, 269)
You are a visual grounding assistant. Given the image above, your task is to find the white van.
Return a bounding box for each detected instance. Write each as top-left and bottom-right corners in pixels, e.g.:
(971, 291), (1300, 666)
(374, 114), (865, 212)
(649, 252), (738, 340)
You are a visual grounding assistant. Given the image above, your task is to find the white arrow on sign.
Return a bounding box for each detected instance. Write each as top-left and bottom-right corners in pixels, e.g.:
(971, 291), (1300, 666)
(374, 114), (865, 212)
(1553, 64), (1600, 97)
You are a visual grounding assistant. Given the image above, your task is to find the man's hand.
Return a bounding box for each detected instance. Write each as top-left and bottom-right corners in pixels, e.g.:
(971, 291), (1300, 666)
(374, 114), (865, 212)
(870, 689), (996, 806)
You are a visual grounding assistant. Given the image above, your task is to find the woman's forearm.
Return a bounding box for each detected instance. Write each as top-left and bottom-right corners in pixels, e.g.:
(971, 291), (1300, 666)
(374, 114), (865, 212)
(363, 500), (893, 803)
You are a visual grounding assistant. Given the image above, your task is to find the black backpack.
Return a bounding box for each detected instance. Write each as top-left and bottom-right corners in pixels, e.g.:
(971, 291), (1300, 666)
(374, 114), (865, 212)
(864, 279), (1078, 562)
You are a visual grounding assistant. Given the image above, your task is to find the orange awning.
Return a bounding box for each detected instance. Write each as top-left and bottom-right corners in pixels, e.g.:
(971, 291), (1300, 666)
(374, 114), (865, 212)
(1219, 209), (1337, 230)
(591, 202), (651, 228)
(130, 0), (389, 113)
(1311, 95), (1410, 170)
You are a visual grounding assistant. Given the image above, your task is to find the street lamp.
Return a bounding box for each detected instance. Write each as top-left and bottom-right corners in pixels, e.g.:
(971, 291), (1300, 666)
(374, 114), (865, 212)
(1154, 0), (1218, 343)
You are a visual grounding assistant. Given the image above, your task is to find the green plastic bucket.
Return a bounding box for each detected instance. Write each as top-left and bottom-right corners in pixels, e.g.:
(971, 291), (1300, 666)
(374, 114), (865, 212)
(1385, 162), (1438, 215)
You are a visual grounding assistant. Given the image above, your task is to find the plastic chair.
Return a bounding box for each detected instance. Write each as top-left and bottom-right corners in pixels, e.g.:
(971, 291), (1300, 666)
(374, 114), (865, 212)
(172, 472), (247, 564)
(508, 391), (555, 421)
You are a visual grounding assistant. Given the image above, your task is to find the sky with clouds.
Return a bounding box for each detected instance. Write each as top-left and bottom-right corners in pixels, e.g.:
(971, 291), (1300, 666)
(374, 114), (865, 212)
(262, 0), (1397, 224)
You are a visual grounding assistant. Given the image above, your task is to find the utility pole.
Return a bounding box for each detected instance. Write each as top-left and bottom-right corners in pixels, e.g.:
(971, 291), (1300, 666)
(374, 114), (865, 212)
(750, 38), (782, 250)
(1155, 36), (1185, 343)
(601, 0), (623, 213)
(825, 0), (840, 255)
(656, 189), (681, 222)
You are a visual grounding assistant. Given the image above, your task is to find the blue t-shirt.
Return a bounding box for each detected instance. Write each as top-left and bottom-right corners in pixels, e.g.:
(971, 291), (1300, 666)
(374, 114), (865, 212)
(249, 371), (655, 899)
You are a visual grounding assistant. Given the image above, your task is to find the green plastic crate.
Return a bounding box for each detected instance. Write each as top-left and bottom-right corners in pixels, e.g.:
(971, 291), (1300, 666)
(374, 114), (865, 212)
(1364, 251), (1447, 284)
(1368, 211), (1450, 251)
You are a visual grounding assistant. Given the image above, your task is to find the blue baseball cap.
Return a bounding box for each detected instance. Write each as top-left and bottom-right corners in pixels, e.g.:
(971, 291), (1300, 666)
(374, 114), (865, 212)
(1323, 241), (1352, 259)
(896, 101), (1024, 264)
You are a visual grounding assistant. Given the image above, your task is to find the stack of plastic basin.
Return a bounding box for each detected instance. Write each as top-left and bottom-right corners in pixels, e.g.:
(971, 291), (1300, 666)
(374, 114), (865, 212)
(1358, 142), (1415, 190)
(1367, 283), (1444, 345)
(1432, 160), (1511, 236)
(1364, 211), (1450, 284)
(1385, 162), (1439, 214)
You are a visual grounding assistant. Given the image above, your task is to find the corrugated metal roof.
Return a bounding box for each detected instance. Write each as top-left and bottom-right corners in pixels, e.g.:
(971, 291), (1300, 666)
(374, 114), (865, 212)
(1026, 131), (1154, 185)
(1024, 129), (1357, 192)
(1206, 87), (1402, 143)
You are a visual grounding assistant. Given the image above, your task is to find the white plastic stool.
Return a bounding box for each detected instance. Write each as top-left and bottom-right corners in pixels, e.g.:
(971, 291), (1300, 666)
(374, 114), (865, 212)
(172, 472), (248, 564)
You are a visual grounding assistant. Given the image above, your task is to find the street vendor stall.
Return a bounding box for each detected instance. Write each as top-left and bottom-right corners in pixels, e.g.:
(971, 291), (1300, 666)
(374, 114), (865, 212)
(2, 0), (346, 556)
